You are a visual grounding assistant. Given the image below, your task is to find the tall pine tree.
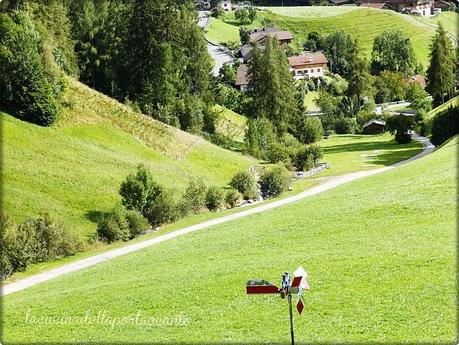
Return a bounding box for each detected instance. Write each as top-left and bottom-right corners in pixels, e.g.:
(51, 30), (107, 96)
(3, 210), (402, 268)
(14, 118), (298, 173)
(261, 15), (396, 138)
(248, 37), (298, 135)
(426, 23), (456, 106)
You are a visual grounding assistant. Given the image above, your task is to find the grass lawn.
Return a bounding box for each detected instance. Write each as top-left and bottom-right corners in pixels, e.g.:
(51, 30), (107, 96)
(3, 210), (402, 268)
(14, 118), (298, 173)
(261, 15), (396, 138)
(320, 133), (423, 176)
(204, 17), (241, 44)
(267, 6), (358, 18)
(304, 91), (319, 111)
(206, 8), (435, 67)
(412, 11), (459, 38)
(2, 79), (259, 240)
(3, 134), (455, 343)
(214, 104), (247, 143)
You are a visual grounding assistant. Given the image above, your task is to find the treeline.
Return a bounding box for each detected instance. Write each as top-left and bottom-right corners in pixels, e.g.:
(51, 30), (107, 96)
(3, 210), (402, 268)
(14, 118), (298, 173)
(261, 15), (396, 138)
(0, 0), (215, 133)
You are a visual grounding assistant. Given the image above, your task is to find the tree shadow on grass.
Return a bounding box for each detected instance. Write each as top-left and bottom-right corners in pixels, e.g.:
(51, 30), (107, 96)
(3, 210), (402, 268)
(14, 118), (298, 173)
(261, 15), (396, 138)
(323, 138), (399, 154)
(85, 210), (107, 224)
(367, 146), (423, 166)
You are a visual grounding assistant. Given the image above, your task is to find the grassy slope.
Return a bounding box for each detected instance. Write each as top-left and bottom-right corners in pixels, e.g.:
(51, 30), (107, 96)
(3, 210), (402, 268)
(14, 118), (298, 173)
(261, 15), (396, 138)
(2, 79), (258, 239)
(413, 11), (459, 38)
(268, 6), (359, 18)
(426, 95), (459, 120)
(3, 134), (455, 343)
(206, 8), (435, 66)
(214, 104), (247, 143)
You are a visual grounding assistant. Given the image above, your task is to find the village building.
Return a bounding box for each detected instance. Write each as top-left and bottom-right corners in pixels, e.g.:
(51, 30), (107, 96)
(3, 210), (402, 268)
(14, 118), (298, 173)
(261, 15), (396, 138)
(249, 28), (294, 46)
(357, 0), (434, 15)
(363, 119), (386, 134)
(235, 64), (250, 91)
(288, 53), (328, 80)
(405, 75), (427, 89)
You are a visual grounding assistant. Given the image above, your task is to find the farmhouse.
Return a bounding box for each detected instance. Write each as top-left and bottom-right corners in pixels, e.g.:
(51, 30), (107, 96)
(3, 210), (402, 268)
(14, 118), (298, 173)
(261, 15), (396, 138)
(357, 0), (434, 15)
(405, 75), (427, 89)
(363, 119), (386, 134)
(249, 28), (294, 45)
(235, 64), (250, 91)
(288, 53), (328, 79)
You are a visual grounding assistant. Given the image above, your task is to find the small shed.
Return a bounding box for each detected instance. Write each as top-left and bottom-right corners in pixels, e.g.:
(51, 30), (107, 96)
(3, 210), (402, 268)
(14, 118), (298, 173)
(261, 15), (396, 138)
(363, 119), (386, 134)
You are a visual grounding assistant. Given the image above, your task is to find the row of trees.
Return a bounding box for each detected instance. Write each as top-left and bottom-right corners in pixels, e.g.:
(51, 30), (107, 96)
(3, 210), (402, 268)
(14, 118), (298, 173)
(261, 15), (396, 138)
(0, 0), (215, 133)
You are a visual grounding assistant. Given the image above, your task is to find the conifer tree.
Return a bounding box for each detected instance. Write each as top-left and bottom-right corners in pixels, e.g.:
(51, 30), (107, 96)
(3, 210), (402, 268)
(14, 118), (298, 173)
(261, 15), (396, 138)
(426, 23), (456, 105)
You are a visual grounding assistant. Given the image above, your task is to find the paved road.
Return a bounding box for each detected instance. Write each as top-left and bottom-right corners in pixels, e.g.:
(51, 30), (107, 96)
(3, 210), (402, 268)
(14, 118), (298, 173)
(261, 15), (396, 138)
(198, 11), (234, 76)
(1, 135), (434, 296)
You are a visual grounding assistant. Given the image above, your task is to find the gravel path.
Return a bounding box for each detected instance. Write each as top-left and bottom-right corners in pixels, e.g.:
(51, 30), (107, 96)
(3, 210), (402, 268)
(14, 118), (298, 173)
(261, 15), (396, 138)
(1, 135), (434, 297)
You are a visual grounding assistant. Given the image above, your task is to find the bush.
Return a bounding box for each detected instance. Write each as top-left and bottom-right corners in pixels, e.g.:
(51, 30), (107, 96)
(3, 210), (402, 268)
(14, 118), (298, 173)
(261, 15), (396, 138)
(334, 117), (358, 134)
(97, 204), (130, 243)
(179, 178), (207, 216)
(1, 213), (79, 276)
(294, 116), (324, 144)
(386, 114), (415, 144)
(125, 210), (150, 238)
(205, 186), (224, 212)
(145, 190), (178, 226)
(430, 106), (459, 146)
(295, 144), (324, 171)
(119, 164), (161, 214)
(225, 189), (242, 208)
(229, 170), (257, 200)
(259, 166), (289, 198)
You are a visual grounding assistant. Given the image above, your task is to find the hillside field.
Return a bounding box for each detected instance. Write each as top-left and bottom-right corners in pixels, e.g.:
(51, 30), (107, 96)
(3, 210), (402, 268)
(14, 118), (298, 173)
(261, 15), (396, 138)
(1, 79), (259, 239)
(412, 11), (459, 38)
(205, 8), (436, 67)
(3, 129), (455, 342)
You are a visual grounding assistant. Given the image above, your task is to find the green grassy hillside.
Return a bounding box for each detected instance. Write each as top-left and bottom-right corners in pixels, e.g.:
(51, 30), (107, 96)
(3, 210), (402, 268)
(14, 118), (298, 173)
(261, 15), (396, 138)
(3, 126), (455, 343)
(214, 104), (247, 143)
(413, 11), (459, 38)
(2, 79), (259, 239)
(206, 8), (435, 66)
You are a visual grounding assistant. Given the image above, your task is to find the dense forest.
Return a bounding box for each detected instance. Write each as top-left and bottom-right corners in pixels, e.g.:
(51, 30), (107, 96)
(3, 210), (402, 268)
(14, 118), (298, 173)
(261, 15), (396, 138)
(0, 0), (215, 132)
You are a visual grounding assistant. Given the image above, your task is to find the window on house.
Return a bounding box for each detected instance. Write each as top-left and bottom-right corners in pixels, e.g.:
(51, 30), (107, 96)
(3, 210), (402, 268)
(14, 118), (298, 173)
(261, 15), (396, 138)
(305, 69), (309, 73)
(317, 68), (320, 72)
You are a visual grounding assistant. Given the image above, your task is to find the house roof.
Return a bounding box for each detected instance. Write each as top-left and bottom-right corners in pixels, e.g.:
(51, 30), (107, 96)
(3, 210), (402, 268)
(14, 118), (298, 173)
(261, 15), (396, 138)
(363, 119), (386, 128)
(249, 29), (294, 44)
(288, 53), (328, 67)
(405, 75), (427, 89)
(235, 64), (250, 86)
(238, 44), (253, 59)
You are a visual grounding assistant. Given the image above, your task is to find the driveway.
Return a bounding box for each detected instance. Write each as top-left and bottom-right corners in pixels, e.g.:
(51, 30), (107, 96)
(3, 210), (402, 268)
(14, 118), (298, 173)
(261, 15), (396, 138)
(1, 135), (435, 297)
(198, 11), (234, 76)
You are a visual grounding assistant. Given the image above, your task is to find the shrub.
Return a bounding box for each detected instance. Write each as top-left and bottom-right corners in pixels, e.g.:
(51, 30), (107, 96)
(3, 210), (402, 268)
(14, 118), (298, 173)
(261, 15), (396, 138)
(205, 186), (224, 212)
(259, 166), (289, 198)
(386, 114), (415, 144)
(295, 144), (324, 171)
(119, 164), (161, 214)
(225, 189), (242, 208)
(97, 204), (130, 243)
(145, 190), (178, 226)
(229, 170), (257, 200)
(179, 178), (207, 215)
(1, 213), (79, 275)
(334, 117), (358, 134)
(431, 106), (459, 146)
(294, 116), (324, 144)
(125, 210), (150, 238)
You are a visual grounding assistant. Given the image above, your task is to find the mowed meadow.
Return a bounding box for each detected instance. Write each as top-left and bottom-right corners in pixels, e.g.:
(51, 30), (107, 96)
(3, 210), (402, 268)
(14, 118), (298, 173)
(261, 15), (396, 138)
(3, 136), (456, 344)
(206, 7), (436, 66)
